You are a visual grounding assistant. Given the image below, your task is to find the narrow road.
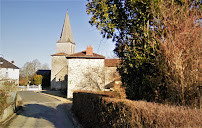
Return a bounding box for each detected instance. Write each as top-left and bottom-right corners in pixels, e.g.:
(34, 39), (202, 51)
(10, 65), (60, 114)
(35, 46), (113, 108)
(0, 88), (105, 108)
(4, 91), (74, 128)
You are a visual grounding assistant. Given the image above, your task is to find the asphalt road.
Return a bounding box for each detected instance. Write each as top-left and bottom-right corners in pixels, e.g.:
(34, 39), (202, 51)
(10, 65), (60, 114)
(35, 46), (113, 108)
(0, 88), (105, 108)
(3, 91), (74, 128)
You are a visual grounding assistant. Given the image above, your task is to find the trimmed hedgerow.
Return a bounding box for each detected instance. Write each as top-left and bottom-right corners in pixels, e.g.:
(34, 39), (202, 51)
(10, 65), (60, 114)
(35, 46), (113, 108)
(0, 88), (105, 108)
(72, 91), (202, 128)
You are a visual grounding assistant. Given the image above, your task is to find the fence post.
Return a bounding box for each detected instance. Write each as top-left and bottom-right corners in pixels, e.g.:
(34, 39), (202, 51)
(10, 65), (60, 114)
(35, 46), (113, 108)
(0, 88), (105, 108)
(39, 84), (42, 90)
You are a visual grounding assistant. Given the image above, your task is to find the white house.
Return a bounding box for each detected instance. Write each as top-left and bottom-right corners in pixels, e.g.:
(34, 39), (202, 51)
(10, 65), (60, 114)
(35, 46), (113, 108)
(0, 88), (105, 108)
(66, 46), (106, 98)
(0, 57), (20, 86)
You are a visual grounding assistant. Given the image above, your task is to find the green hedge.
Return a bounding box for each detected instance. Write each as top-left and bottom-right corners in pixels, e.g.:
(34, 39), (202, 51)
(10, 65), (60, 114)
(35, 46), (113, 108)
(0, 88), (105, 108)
(72, 91), (202, 128)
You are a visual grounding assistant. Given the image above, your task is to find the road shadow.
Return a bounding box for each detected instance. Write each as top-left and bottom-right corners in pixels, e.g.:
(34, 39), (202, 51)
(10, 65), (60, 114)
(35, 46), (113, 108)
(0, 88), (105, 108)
(40, 91), (66, 98)
(15, 103), (74, 128)
(40, 91), (73, 101)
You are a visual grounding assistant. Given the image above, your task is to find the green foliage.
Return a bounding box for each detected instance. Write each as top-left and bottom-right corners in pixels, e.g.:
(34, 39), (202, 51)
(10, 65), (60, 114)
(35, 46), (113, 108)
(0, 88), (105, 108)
(29, 73), (50, 89)
(31, 74), (43, 85)
(86, 0), (201, 107)
(87, 0), (164, 101)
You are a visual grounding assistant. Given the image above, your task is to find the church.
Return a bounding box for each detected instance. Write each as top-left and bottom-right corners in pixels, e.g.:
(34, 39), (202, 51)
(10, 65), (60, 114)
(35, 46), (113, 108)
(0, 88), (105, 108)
(51, 12), (120, 98)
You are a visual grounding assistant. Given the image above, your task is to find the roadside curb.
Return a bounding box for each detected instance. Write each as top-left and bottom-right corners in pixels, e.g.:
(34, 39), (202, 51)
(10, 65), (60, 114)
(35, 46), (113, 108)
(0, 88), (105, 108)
(0, 112), (17, 127)
(37, 92), (82, 128)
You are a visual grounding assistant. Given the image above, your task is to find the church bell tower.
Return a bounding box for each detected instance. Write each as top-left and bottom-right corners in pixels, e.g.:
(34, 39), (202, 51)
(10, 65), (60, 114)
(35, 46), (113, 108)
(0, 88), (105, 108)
(51, 11), (76, 90)
(56, 11), (75, 54)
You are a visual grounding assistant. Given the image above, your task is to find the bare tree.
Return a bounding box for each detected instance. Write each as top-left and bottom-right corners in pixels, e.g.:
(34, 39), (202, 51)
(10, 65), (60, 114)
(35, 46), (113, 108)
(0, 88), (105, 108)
(20, 59), (50, 86)
(78, 66), (105, 91)
(152, 1), (201, 107)
(41, 63), (50, 70)
(20, 59), (42, 79)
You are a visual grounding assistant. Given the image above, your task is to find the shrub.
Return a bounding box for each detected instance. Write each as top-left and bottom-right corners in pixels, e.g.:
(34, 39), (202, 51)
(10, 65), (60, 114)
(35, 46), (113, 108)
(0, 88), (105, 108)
(73, 90), (123, 99)
(19, 77), (29, 86)
(152, 1), (201, 108)
(0, 80), (16, 117)
(0, 90), (7, 116)
(86, 0), (201, 108)
(31, 74), (43, 85)
(72, 91), (202, 128)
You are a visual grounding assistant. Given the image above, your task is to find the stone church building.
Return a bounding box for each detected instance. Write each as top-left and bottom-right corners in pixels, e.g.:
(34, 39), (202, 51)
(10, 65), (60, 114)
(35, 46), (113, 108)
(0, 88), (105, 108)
(51, 12), (120, 98)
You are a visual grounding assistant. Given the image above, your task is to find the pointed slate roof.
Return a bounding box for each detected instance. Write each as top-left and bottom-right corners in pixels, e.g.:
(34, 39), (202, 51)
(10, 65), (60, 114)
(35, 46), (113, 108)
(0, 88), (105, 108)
(57, 11), (75, 44)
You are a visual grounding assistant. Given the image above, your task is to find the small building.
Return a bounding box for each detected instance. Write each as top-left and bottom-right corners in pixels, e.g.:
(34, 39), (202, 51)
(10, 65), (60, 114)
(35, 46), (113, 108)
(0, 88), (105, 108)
(36, 70), (51, 76)
(66, 46), (106, 98)
(0, 57), (20, 86)
(51, 12), (121, 98)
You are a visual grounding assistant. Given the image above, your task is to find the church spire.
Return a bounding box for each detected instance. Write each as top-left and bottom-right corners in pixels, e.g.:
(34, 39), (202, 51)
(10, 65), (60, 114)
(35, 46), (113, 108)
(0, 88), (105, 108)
(57, 11), (74, 44)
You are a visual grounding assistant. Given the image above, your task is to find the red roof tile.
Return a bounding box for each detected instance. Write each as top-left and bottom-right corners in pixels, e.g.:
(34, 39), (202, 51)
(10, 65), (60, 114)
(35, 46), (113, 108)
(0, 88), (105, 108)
(51, 53), (68, 56)
(66, 51), (105, 59)
(105, 59), (120, 67)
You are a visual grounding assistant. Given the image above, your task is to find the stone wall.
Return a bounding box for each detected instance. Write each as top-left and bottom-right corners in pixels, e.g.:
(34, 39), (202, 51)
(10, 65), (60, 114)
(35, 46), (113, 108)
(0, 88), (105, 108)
(56, 42), (75, 54)
(104, 67), (119, 86)
(51, 56), (68, 90)
(0, 92), (22, 124)
(67, 59), (105, 98)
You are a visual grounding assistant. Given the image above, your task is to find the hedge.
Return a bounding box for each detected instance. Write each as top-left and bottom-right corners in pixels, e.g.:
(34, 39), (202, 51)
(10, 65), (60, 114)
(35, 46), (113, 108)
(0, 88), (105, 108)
(72, 91), (202, 128)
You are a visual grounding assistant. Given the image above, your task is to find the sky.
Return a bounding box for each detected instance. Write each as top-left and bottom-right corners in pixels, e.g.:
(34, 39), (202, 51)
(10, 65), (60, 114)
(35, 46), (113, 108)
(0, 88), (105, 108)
(0, 0), (116, 68)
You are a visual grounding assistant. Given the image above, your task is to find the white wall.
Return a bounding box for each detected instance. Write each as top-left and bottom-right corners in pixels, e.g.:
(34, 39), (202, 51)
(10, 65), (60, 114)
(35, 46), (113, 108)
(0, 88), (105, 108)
(0, 68), (19, 85)
(67, 59), (105, 98)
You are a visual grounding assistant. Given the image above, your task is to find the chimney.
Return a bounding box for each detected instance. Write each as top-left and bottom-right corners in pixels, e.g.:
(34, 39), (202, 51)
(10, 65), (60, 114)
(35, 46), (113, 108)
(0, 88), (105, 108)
(86, 45), (93, 55)
(11, 60), (14, 64)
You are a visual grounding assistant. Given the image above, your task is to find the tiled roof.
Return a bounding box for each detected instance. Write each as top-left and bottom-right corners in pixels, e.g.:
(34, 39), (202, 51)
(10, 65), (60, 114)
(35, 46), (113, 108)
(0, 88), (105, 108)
(66, 51), (105, 59)
(0, 57), (19, 69)
(51, 53), (68, 56)
(105, 59), (120, 67)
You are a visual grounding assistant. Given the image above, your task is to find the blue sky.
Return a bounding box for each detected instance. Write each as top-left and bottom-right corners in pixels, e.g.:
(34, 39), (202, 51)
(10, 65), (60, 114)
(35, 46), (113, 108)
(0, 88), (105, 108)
(0, 0), (116, 68)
